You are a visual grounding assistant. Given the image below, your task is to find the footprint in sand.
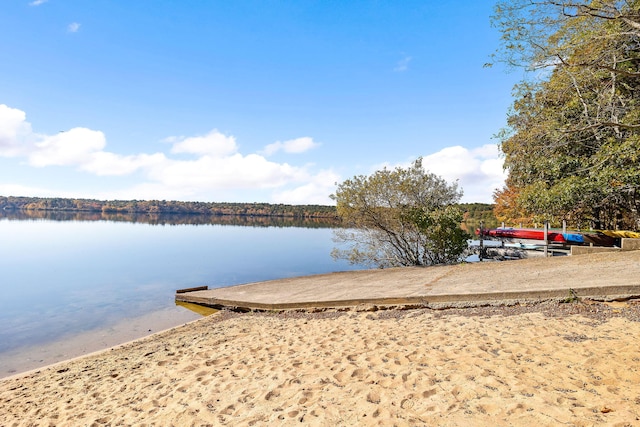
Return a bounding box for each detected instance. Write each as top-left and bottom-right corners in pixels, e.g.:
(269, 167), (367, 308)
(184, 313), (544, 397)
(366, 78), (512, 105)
(221, 404), (235, 415)
(422, 388), (437, 398)
(351, 368), (367, 378)
(298, 390), (313, 405)
(400, 396), (415, 409)
(333, 371), (349, 383)
(367, 391), (381, 404)
(264, 389), (281, 401)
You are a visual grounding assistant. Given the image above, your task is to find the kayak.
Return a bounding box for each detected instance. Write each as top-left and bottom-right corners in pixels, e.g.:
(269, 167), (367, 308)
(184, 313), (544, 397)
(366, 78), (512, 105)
(594, 230), (640, 239)
(476, 228), (585, 243)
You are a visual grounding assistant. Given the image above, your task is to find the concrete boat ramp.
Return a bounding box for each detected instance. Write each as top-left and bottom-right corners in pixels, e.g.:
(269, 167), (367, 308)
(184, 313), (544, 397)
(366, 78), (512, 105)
(175, 251), (640, 312)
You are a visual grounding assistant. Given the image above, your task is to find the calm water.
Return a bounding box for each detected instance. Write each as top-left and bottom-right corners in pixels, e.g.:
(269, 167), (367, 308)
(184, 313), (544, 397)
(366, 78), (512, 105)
(0, 213), (366, 375)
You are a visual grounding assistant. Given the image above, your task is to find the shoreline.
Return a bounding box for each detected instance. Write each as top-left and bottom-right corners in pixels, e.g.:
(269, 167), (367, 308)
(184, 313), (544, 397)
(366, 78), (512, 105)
(0, 304), (205, 379)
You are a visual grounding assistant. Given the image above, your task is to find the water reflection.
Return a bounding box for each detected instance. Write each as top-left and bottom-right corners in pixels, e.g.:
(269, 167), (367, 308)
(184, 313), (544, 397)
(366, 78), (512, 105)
(0, 214), (363, 366)
(175, 301), (219, 317)
(0, 209), (340, 228)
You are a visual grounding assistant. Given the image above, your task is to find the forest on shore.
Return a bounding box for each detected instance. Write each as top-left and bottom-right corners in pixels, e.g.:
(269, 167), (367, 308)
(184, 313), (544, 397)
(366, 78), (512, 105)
(0, 196), (336, 218)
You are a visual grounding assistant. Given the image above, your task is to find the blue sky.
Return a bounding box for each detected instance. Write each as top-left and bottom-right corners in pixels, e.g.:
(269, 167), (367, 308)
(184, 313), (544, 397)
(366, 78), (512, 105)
(0, 0), (523, 204)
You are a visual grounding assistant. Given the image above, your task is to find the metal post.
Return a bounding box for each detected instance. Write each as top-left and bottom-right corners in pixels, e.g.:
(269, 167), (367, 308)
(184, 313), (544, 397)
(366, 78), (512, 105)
(479, 220), (484, 262)
(562, 219), (567, 235)
(544, 221), (549, 257)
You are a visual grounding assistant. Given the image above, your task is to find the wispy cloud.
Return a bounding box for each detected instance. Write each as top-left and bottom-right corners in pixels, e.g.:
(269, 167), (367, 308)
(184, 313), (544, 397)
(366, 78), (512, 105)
(272, 169), (340, 205)
(29, 0), (48, 6)
(67, 22), (81, 33)
(260, 137), (320, 156)
(169, 130), (238, 157)
(394, 55), (412, 72)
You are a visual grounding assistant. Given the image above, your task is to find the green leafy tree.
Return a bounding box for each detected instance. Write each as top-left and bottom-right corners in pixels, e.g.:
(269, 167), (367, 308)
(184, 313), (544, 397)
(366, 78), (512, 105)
(490, 0), (640, 230)
(330, 159), (469, 268)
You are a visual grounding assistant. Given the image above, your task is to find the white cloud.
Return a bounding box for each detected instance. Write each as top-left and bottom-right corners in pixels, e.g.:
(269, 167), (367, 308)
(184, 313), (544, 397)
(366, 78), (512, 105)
(372, 145), (506, 203)
(29, 128), (106, 167)
(161, 135), (183, 144)
(0, 104), (331, 203)
(272, 169), (341, 205)
(149, 154), (305, 191)
(93, 182), (190, 202)
(170, 130), (237, 157)
(0, 104), (34, 157)
(67, 22), (81, 33)
(394, 55), (412, 72)
(420, 144), (506, 203)
(29, 0), (48, 6)
(5, 118), (165, 177)
(81, 152), (167, 176)
(0, 183), (65, 198)
(261, 137), (320, 156)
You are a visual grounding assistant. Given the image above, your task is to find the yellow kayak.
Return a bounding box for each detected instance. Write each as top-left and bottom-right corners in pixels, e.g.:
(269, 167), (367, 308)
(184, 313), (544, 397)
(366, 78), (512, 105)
(595, 230), (640, 239)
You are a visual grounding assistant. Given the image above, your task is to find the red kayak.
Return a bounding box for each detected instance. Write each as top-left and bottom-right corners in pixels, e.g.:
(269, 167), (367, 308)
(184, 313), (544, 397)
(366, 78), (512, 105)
(476, 228), (568, 243)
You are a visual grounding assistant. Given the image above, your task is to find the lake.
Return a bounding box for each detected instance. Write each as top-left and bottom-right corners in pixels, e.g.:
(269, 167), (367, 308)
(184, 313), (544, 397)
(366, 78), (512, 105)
(0, 212), (366, 377)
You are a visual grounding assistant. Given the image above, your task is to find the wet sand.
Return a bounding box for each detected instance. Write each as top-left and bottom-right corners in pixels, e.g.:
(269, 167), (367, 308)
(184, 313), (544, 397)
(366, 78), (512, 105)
(1, 300), (639, 426)
(0, 305), (203, 378)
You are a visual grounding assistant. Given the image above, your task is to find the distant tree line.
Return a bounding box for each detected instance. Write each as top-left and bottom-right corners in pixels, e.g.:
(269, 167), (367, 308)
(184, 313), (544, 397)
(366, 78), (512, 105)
(0, 196), (338, 219)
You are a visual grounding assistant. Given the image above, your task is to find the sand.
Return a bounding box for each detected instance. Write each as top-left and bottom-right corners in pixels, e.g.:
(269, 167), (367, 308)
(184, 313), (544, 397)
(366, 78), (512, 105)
(1, 301), (639, 426)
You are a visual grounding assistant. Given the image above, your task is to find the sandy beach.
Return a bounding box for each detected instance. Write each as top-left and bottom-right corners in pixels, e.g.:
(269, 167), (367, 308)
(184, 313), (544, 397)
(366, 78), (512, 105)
(1, 299), (639, 426)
